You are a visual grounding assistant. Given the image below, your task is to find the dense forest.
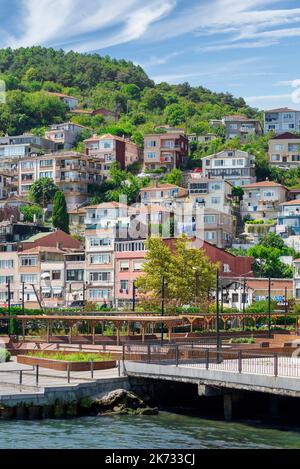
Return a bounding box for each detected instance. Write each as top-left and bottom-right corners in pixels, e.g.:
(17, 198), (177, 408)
(0, 46), (260, 142)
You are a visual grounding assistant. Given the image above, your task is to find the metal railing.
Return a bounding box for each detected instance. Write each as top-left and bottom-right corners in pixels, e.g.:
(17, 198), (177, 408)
(123, 344), (300, 379)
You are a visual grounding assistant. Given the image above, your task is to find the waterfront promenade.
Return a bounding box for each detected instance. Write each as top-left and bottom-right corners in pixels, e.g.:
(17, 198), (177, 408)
(0, 359), (128, 407)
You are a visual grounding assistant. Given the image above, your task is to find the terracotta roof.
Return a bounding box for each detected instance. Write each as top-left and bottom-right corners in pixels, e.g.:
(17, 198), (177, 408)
(85, 202), (129, 210)
(280, 199), (300, 206)
(68, 207), (87, 215)
(265, 107), (299, 113)
(19, 246), (66, 255)
(141, 184), (182, 192)
(271, 132), (300, 140)
(243, 181), (287, 189)
(223, 114), (256, 121)
(246, 278), (293, 290)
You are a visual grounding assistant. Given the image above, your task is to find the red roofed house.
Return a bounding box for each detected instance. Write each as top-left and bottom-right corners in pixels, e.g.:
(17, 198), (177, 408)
(241, 180), (288, 220)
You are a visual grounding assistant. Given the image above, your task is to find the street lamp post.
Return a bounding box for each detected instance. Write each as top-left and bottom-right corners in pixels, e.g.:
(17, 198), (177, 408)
(7, 279), (11, 337)
(242, 278), (246, 331)
(132, 281), (136, 312)
(161, 274), (165, 343)
(216, 269), (221, 355)
(22, 282), (25, 315)
(268, 277), (272, 339)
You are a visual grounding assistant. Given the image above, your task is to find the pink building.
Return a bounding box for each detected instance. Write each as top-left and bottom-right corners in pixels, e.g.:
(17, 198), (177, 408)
(115, 239), (147, 308)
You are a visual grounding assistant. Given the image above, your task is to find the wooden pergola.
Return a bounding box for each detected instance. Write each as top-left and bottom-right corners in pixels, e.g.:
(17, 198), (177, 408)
(7, 315), (186, 345)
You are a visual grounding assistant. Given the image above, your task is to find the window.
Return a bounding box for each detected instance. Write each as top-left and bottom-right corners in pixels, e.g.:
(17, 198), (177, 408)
(120, 261), (130, 272)
(271, 154), (280, 162)
(120, 280), (129, 291)
(263, 191), (275, 197)
(211, 197), (221, 204)
(232, 293), (239, 303)
(275, 144), (284, 151)
(90, 272), (111, 282)
(67, 270), (84, 281)
(214, 160), (224, 166)
(89, 289), (110, 300)
(52, 270), (61, 280)
(204, 231), (215, 241)
(100, 139), (113, 149)
(20, 274), (37, 284)
(40, 160), (53, 167)
(292, 155), (300, 162)
(133, 260), (144, 271)
(223, 264), (231, 273)
(90, 254), (111, 265)
(89, 238), (111, 247)
(20, 257), (37, 267)
(147, 152), (156, 159)
(210, 183), (221, 191)
(147, 141), (156, 147)
(39, 171), (53, 179)
(204, 215), (216, 224)
(21, 161), (34, 169)
(0, 260), (13, 269)
(0, 276), (13, 285)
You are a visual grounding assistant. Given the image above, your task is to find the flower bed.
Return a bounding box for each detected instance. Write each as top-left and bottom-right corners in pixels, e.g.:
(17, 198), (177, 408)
(17, 352), (116, 372)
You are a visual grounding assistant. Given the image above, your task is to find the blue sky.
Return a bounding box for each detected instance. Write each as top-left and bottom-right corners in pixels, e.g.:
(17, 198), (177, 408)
(1, 0), (300, 110)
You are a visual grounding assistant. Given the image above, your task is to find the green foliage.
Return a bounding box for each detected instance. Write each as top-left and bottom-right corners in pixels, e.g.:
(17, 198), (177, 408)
(245, 300), (277, 314)
(52, 191), (69, 234)
(20, 204), (43, 223)
(29, 178), (58, 207)
(136, 236), (218, 308)
(0, 349), (11, 362)
(28, 351), (112, 362)
(161, 169), (183, 186)
(229, 337), (255, 344)
(231, 186), (244, 203)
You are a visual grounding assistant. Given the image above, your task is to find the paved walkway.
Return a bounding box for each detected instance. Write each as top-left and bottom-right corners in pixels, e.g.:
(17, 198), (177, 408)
(181, 356), (300, 378)
(0, 359), (121, 397)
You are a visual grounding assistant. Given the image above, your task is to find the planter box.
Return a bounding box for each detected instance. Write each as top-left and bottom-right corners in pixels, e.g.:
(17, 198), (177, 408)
(17, 355), (116, 372)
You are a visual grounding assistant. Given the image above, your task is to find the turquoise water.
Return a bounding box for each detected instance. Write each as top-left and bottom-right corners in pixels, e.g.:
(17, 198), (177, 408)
(1, 413), (300, 449)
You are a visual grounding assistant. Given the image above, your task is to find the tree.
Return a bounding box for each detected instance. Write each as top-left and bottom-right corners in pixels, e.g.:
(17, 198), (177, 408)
(260, 232), (285, 250)
(164, 104), (186, 126)
(232, 186), (244, 204)
(52, 191), (69, 234)
(248, 245), (293, 278)
(107, 162), (150, 204)
(29, 178), (58, 207)
(136, 236), (218, 309)
(20, 204), (43, 223)
(162, 169), (183, 186)
(142, 88), (166, 110)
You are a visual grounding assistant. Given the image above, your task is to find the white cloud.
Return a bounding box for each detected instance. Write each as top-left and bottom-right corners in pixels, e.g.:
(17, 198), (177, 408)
(3, 0), (177, 51)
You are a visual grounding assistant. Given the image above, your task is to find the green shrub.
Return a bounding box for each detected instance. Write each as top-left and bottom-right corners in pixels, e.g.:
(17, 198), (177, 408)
(0, 349), (11, 362)
(28, 352), (112, 362)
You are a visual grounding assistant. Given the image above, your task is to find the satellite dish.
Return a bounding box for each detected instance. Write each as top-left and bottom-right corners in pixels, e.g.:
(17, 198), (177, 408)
(41, 272), (50, 280)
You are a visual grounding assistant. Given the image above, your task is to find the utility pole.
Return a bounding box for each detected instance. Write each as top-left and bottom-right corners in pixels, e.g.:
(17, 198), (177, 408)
(22, 282), (25, 314)
(161, 274), (165, 343)
(216, 270), (221, 355)
(242, 278), (246, 331)
(195, 270), (200, 307)
(132, 281), (136, 312)
(285, 286), (288, 327)
(268, 277), (272, 339)
(7, 278), (11, 337)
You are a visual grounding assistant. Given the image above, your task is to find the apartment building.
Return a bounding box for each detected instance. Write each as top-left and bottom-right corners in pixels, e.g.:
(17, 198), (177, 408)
(264, 108), (300, 134)
(0, 174), (10, 199)
(140, 183), (188, 209)
(241, 181), (288, 220)
(176, 206), (235, 249)
(45, 123), (87, 150)
(84, 134), (140, 176)
(143, 131), (189, 172)
(188, 177), (233, 215)
(0, 244), (18, 307)
(187, 134), (217, 144)
(223, 115), (263, 142)
(18, 151), (103, 209)
(268, 132), (300, 167)
(48, 92), (79, 110)
(202, 149), (256, 186)
(277, 199), (300, 237)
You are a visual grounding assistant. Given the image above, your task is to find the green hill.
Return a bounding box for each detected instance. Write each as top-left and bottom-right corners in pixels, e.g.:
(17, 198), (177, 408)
(0, 46), (260, 141)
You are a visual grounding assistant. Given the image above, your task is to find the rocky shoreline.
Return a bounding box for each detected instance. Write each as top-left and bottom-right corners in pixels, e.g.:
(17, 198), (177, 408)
(0, 389), (158, 420)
